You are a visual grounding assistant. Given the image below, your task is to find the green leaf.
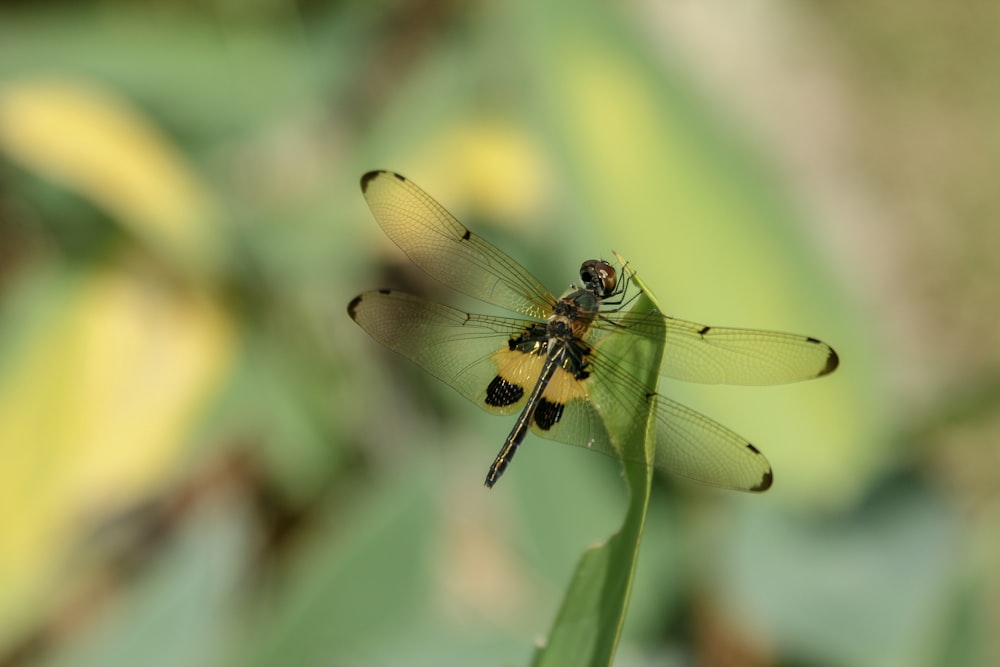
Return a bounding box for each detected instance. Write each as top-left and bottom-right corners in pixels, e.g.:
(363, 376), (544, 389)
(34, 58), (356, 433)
(532, 256), (665, 667)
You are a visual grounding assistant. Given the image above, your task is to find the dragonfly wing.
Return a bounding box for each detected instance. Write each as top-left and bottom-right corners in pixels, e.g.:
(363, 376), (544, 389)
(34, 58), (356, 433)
(650, 396), (773, 491)
(526, 333), (772, 492)
(348, 289), (534, 415)
(602, 311), (838, 385)
(350, 292), (773, 492)
(360, 171), (556, 319)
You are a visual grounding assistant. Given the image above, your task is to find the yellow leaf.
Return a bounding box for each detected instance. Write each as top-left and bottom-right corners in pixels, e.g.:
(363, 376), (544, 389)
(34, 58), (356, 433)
(0, 264), (237, 644)
(0, 79), (222, 271)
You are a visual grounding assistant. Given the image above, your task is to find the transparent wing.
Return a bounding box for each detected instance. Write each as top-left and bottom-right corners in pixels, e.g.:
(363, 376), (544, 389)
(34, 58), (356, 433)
(360, 171), (556, 319)
(649, 396), (772, 491)
(347, 289), (531, 415)
(348, 290), (772, 492)
(598, 310), (839, 385)
(534, 335), (773, 492)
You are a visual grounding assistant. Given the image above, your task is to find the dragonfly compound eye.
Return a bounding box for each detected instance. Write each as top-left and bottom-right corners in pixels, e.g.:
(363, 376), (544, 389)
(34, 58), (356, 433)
(580, 260), (617, 298)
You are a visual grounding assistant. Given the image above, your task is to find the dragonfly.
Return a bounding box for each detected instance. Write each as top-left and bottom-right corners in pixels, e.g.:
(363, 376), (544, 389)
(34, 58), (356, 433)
(347, 170), (839, 491)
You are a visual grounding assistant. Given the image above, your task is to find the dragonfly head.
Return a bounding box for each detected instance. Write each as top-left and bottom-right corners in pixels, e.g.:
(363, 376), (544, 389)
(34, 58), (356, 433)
(579, 260), (617, 299)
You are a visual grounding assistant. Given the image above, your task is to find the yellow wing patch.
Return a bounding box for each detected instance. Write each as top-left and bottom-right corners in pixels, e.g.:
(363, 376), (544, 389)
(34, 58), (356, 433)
(492, 348), (590, 405)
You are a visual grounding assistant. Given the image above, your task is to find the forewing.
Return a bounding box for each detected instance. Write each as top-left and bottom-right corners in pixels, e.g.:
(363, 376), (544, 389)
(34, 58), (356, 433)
(601, 311), (839, 385)
(360, 171), (556, 319)
(347, 289), (530, 415)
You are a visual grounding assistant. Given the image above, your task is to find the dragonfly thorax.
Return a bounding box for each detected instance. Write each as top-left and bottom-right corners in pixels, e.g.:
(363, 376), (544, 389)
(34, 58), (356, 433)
(505, 320), (592, 380)
(550, 290), (600, 338)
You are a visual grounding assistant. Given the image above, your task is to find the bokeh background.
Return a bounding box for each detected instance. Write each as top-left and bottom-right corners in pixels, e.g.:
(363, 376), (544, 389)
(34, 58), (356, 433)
(1, 1), (998, 666)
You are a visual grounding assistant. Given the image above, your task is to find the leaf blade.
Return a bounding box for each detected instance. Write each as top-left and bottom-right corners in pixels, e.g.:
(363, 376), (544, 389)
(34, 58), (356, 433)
(532, 256), (664, 667)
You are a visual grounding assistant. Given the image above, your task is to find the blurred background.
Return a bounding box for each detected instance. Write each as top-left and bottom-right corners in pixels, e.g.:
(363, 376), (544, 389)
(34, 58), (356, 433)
(1, 1), (998, 665)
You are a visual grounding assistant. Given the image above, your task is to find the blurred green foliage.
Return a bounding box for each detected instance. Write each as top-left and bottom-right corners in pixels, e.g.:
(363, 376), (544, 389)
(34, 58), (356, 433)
(0, 1), (997, 666)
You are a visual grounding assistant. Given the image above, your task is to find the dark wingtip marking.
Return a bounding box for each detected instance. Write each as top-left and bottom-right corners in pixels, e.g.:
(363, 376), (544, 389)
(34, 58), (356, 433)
(805, 337), (839, 376)
(753, 469), (773, 492)
(391, 171), (405, 181)
(376, 288), (392, 295)
(746, 443), (762, 454)
(360, 170), (382, 192)
(698, 325), (711, 336)
(461, 229), (471, 240)
(347, 295), (363, 319)
(821, 348), (840, 376)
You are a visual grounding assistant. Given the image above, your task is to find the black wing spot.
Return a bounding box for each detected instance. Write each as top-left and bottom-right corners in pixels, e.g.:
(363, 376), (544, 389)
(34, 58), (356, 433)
(509, 324), (547, 351)
(746, 443), (762, 454)
(360, 170), (381, 192)
(805, 337), (839, 376)
(486, 376), (524, 407)
(753, 470), (774, 492)
(534, 399), (564, 430)
(820, 348), (840, 376)
(347, 295), (363, 319)
(391, 171), (405, 181)
(698, 325), (711, 336)
(461, 229), (471, 241)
